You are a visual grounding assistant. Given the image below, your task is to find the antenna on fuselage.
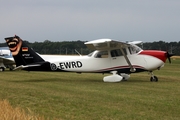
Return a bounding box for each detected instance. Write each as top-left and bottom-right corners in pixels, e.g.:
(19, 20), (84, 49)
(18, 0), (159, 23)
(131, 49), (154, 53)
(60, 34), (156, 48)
(75, 49), (82, 56)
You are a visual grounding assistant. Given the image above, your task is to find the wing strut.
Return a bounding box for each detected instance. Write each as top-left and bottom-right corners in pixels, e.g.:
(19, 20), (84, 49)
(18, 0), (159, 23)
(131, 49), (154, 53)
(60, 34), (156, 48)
(120, 47), (136, 72)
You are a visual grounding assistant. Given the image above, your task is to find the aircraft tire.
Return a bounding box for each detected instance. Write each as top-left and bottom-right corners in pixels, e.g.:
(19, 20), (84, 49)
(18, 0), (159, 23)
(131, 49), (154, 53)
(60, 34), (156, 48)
(150, 76), (158, 82)
(0, 67), (5, 72)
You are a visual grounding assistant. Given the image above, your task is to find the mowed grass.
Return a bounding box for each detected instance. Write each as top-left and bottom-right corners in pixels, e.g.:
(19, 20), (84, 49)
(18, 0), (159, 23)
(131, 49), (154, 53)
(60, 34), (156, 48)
(0, 59), (180, 120)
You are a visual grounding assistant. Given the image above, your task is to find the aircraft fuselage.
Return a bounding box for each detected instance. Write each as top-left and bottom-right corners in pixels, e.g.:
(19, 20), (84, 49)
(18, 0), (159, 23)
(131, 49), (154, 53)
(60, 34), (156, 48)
(39, 49), (166, 74)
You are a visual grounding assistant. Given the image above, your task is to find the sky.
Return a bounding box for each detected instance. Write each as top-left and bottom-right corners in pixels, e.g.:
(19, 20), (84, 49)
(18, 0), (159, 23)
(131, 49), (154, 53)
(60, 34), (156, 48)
(0, 0), (180, 43)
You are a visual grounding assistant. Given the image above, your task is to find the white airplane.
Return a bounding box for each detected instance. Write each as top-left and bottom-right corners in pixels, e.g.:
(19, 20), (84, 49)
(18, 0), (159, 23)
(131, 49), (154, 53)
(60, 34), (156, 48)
(0, 47), (15, 71)
(4, 35), (173, 82)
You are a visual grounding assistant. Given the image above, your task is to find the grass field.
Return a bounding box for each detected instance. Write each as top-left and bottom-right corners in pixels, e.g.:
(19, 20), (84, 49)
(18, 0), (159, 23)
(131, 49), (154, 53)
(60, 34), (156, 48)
(0, 58), (180, 120)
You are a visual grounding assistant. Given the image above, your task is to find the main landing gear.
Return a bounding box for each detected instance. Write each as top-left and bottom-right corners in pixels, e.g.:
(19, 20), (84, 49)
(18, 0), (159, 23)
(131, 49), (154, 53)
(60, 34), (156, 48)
(149, 71), (158, 82)
(0, 67), (5, 72)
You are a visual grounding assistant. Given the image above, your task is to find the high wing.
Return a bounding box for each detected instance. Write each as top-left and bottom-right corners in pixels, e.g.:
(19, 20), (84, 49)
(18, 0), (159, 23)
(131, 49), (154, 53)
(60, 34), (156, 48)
(0, 56), (14, 65)
(0, 56), (15, 71)
(85, 39), (141, 72)
(85, 39), (130, 50)
(128, 41), (143, 45)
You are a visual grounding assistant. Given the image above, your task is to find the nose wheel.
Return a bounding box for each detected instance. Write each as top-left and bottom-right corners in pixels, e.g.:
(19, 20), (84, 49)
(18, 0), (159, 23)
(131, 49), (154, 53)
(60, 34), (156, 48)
(149, 72), (158, 82)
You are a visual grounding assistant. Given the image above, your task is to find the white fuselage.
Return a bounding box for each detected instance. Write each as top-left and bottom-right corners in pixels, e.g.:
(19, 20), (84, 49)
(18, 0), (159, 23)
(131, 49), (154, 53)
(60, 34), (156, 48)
(40, 49), (165, 73)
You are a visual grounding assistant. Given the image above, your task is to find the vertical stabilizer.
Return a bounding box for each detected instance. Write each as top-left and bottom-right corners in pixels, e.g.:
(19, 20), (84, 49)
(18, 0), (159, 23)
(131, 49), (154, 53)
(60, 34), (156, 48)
(5, 35), (45, 67)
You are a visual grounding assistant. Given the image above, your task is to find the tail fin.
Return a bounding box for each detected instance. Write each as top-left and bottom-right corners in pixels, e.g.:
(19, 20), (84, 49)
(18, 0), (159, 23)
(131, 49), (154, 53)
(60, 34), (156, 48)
(5, 35), (45, 67)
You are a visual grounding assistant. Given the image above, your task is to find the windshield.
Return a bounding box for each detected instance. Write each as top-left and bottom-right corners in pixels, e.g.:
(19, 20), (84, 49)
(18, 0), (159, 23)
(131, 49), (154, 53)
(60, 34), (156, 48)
(128, 44), (142, 54)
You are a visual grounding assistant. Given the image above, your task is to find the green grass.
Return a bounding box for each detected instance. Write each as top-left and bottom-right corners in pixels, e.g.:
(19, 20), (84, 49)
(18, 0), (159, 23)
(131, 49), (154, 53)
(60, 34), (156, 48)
(0, 59), (180, 120)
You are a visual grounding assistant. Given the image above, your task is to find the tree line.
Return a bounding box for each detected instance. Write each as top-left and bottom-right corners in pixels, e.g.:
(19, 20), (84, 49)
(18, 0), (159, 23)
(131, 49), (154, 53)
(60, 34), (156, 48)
(0, 40), (180, 55)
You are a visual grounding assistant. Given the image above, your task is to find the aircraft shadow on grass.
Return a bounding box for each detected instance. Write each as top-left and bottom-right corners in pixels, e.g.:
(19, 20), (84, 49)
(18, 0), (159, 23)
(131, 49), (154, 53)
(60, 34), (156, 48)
(9, 78), (152, 83)
(9, 78), (102, 83)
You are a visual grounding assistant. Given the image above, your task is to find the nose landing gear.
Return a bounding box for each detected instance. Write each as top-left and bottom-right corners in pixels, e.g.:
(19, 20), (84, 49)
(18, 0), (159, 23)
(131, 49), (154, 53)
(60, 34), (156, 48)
(149, 71), (158, 82)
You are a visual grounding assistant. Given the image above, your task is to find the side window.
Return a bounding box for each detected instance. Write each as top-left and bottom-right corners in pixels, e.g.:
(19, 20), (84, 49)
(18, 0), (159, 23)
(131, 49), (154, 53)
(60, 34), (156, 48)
(95, 51), (108, 58)
(111, 49), (126, 57)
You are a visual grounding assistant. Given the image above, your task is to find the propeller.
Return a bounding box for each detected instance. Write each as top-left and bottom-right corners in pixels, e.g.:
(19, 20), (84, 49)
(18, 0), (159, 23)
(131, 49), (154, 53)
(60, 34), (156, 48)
(166, 51), (174, 63)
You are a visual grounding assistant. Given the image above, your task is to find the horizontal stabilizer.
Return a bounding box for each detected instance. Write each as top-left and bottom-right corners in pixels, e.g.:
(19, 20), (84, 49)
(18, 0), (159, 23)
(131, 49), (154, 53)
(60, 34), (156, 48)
(13, 64), (41, 70)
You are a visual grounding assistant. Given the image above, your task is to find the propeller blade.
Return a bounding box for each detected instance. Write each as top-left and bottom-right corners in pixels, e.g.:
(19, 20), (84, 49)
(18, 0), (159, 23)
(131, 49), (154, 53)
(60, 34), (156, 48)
(166, 52), (174, 63)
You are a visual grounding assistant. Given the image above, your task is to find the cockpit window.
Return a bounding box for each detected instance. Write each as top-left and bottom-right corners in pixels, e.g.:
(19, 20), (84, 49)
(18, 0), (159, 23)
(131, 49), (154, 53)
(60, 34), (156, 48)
(128, 44), (142, 54)
(95, 51), (108, 58)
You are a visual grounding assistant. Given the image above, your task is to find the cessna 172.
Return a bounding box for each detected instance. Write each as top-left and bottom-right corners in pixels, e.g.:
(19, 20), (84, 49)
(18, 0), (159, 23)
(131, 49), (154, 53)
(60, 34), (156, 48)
(5, 35), (173, 82)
